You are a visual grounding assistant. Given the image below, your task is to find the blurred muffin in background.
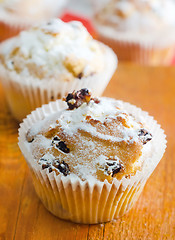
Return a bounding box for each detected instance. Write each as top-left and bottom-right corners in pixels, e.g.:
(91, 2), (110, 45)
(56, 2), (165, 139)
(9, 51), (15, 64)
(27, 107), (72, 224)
(0, 0), (67, 41)
(93, 0), (175, 65)
(0, 19), (117, 121)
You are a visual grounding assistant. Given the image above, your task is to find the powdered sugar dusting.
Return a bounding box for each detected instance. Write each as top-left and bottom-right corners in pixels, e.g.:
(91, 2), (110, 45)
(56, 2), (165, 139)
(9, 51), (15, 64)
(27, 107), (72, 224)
(58, 98), (142, 143)
(26, 97), (153, 181)
(0, 19), (104, 80)
(95, 0), (175, 45)
(0, 0), (66, 23)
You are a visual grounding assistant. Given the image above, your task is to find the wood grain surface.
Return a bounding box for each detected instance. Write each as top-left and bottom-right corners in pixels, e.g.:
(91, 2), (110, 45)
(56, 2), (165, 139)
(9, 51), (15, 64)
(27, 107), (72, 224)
(0, 63), (175, 240)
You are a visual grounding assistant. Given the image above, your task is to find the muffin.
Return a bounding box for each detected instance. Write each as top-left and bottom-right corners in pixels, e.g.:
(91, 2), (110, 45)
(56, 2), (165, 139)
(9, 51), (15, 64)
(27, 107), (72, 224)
(0, 0), (67, 41)
(0, 19), (117, 122)
(18, 88), (166, 224)
(93, 0), (175, 65)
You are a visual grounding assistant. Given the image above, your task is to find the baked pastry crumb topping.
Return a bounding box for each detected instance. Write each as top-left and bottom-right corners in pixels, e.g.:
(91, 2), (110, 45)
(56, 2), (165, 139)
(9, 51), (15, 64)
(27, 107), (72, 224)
(94, 0), (175, 43)
(0, 19), (105, 81)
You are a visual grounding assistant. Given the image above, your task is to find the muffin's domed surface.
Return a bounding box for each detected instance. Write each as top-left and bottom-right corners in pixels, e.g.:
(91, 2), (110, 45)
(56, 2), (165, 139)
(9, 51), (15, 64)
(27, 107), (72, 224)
(0, 19), (105, 81)
(26, 89), (152, 182)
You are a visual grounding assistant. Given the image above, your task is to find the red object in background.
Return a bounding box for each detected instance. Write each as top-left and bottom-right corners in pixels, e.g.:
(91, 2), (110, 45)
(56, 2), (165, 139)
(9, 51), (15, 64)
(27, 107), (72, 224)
(60, 11), (97, 38)
(61, 12), (175, 65)
(172, 55), (175, 65)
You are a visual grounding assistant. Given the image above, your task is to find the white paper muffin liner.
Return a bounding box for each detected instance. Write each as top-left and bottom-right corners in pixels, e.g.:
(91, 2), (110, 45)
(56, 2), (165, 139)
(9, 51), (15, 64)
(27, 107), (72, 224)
(0, 0), (67, 42)
(0, 41), (117, 122)
(96, 31), (175, 65)
(18, 99), (167, 224)
(92, 0), (175, 66)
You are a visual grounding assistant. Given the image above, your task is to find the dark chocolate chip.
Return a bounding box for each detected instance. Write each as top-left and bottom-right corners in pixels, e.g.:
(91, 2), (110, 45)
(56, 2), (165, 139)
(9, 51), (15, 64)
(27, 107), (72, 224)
(40, 158), (47, 162)
(66, 93), (76, 110)
(66, 93), (74, 102)
(77, 72), (83, 79)
(105, 161), (122, 177)
(138, 128), (152, 145)
(76, 88), (90, 98)
(53, 159), (70, 176)
(48, 167), (53, 173)
(42, 163), (50, 170)
(27, 138), (34, 143)
(106, 161), (115, 166)
(111, 163), (122, 177)
(65, 88), (91, 110)
(53, 136), (60, 141)
(56, 141), (70, 153)
(51, 136), (60, 145)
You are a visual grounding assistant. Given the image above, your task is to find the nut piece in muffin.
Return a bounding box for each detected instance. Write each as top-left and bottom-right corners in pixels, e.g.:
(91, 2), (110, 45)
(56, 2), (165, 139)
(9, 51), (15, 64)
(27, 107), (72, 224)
(26, 88), (152, 182)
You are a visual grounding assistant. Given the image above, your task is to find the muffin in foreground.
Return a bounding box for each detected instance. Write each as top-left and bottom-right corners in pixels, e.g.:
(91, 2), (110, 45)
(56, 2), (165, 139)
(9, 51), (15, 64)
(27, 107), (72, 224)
(93, 0), (175, 65)
(0, 19), (117, 122)
(0, 0), (67, 41)
(18, 89), (166, 224)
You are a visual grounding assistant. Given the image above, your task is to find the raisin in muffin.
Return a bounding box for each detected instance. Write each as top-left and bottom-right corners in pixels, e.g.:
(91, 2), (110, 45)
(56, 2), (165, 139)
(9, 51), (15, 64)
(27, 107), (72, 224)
(18, 89), (166, 223)
(0, 19), (117, 121)
(93, 0), (175, 65)
(0, 0), (67, 41)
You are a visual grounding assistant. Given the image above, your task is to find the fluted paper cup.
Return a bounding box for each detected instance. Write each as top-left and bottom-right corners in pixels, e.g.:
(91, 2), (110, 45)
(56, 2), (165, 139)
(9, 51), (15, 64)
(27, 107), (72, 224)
(18, 99), (167, 224)
(92, 0), (175, 66)
(0, 40), (117, 122)
(0, 0), (68, 42)
(96, 31), (175, 65)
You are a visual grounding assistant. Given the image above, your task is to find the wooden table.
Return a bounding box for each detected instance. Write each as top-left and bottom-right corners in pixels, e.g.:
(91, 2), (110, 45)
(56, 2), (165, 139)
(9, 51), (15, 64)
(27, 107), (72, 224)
(0, 63), (175, 240)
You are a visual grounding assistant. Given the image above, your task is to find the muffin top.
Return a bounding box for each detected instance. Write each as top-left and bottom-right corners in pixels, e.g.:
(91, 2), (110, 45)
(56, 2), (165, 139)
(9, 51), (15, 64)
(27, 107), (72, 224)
(0, 0), (65, 22)
(26, 89), (153, 182)
(0, 19), (104, 81)
(94, 0), (175, 43)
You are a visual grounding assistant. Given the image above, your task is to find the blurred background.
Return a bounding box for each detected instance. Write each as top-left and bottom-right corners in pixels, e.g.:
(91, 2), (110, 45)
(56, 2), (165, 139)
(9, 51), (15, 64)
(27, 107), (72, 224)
(1, 0), (175, 66)
(62, 0), (175, 66)
(0, 2), (175, 239)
